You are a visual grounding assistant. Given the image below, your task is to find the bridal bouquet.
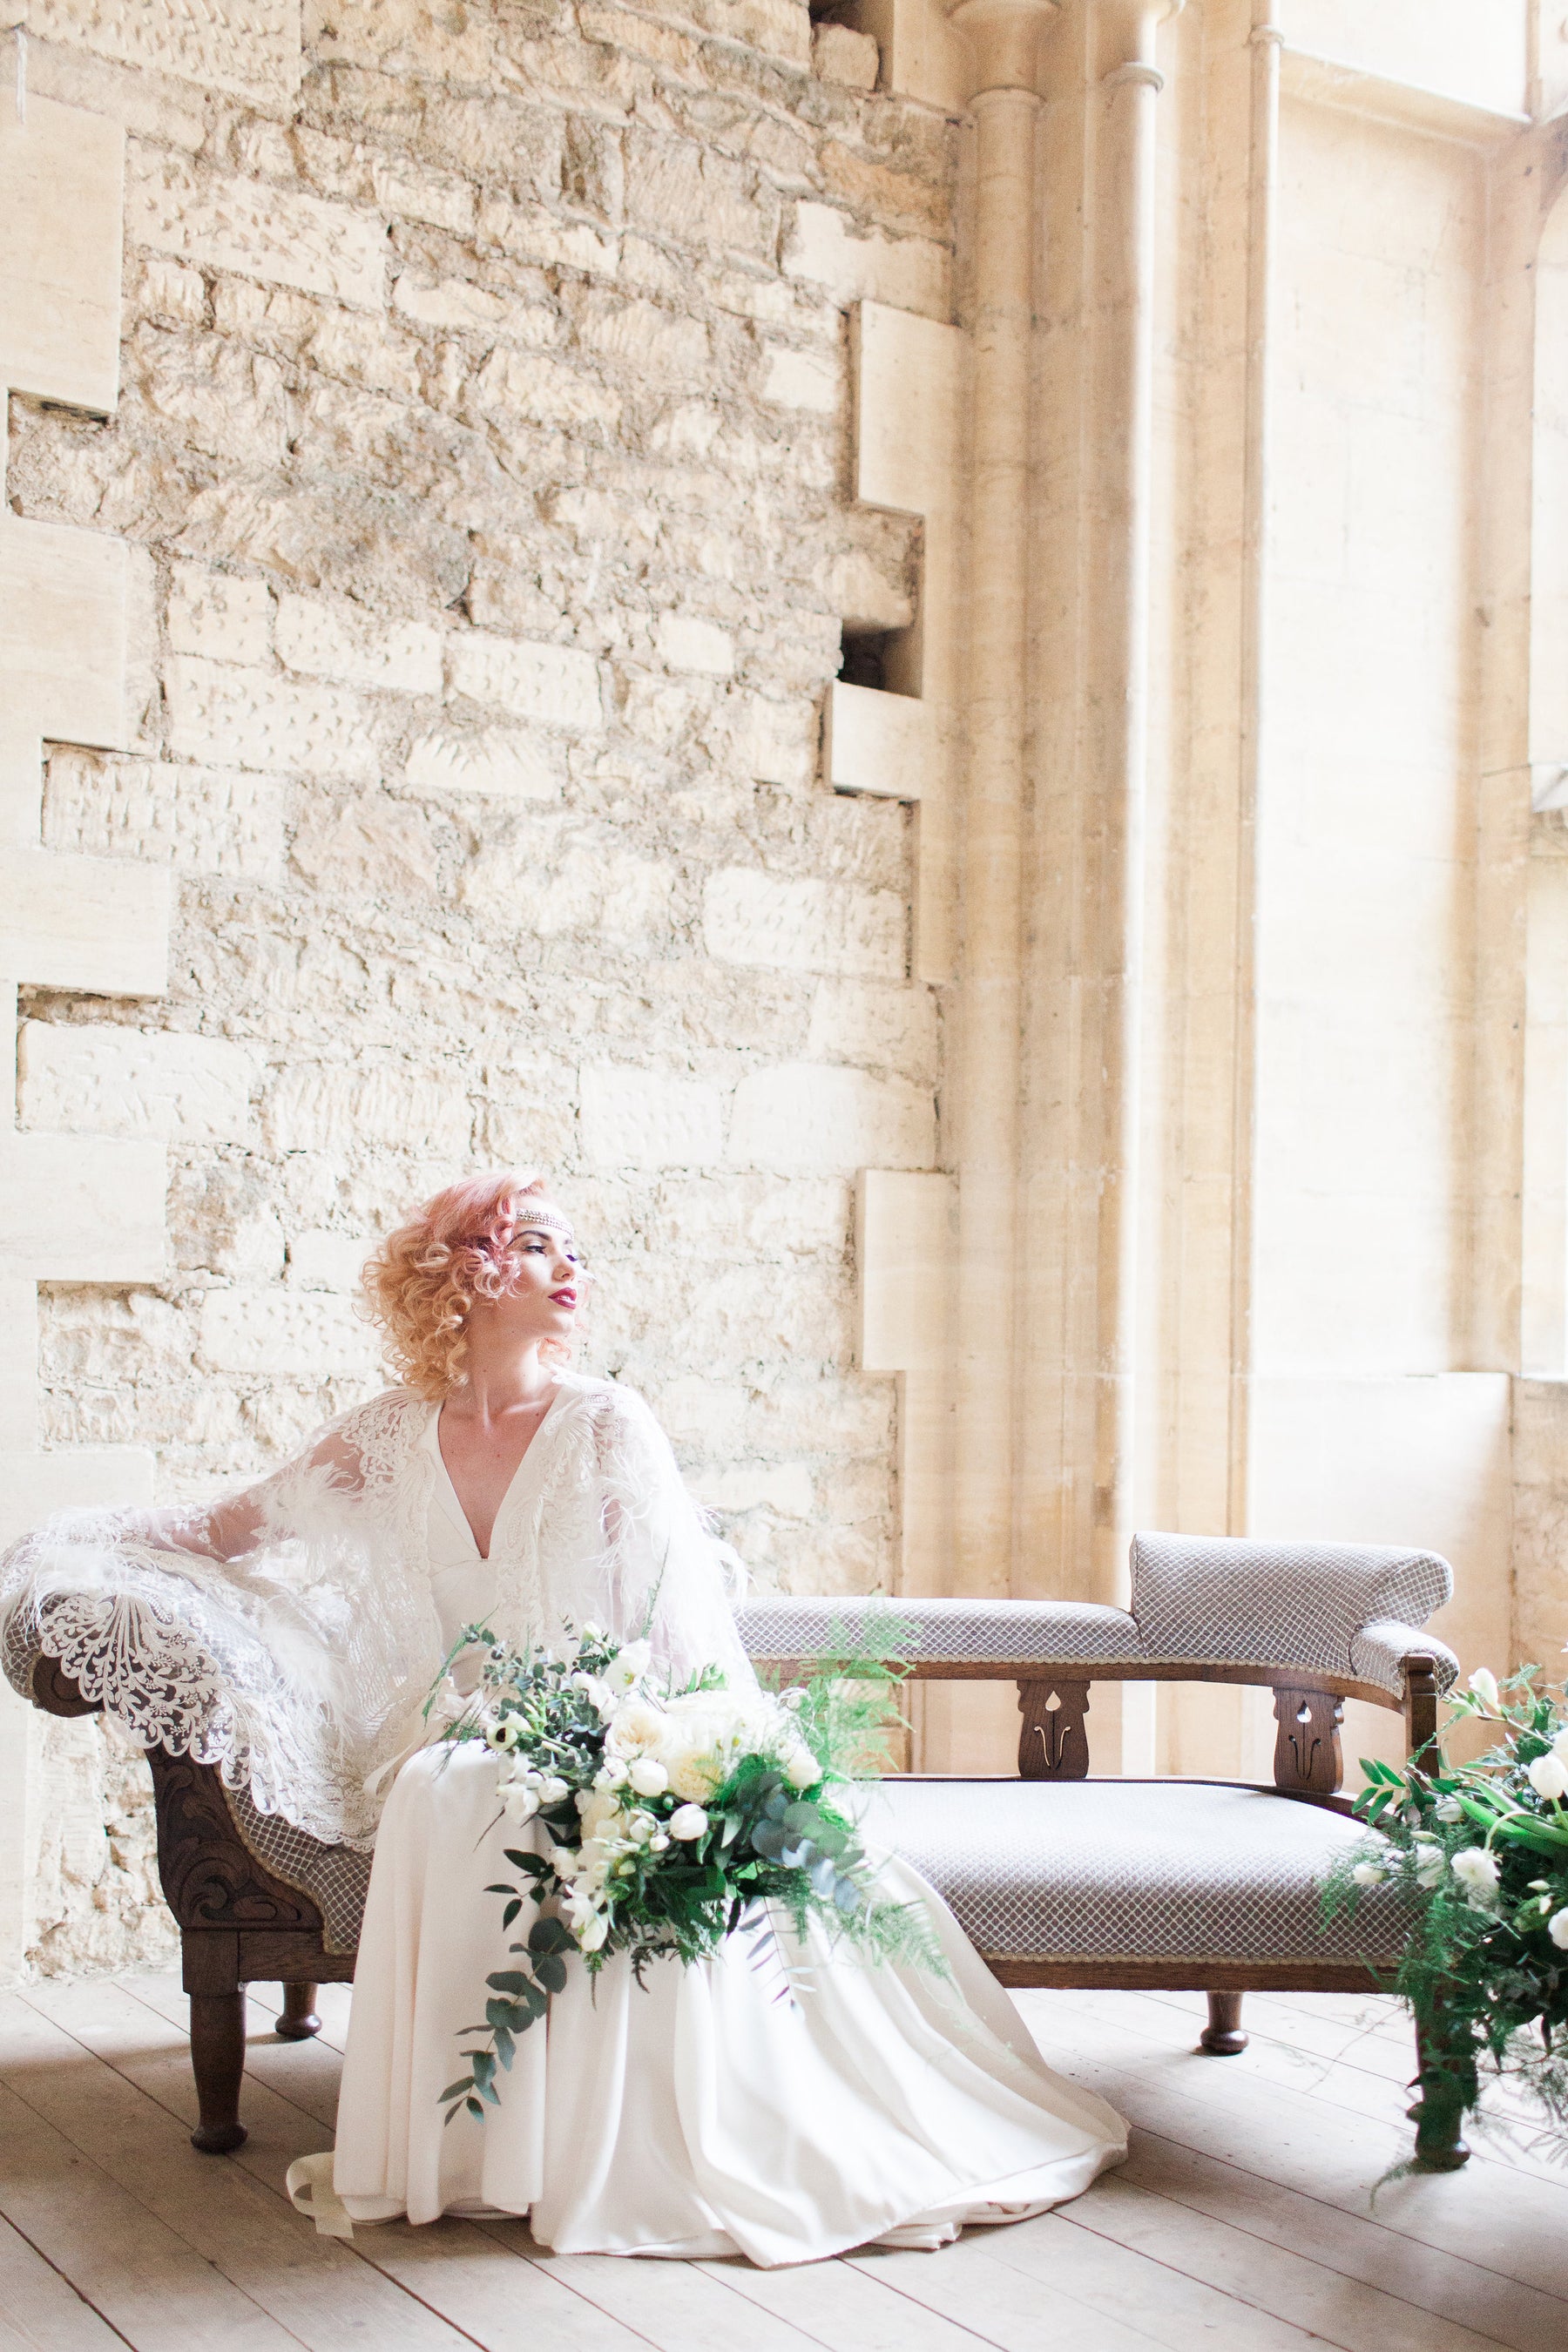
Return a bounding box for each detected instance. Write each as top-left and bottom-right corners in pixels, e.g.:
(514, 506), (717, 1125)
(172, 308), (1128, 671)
(430, 1623), (936, 2126)
(1326, 1663), (1568, 2156)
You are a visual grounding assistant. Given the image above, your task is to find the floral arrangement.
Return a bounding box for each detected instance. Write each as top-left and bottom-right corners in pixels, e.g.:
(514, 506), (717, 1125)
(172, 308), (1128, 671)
(1328, 1663), (1568, 2156)
(429, 1622), (939, 2126)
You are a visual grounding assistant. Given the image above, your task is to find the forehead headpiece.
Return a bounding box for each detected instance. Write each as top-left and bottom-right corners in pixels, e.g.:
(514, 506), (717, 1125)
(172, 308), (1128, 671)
(509, 1203), (575, 1244)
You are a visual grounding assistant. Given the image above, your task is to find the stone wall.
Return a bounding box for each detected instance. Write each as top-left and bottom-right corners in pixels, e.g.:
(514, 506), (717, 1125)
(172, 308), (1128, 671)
(9, 0), (956, 1974)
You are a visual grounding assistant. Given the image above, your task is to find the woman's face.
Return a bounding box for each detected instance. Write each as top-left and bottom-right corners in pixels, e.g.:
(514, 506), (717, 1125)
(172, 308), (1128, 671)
(470, 1207), (582, 1350)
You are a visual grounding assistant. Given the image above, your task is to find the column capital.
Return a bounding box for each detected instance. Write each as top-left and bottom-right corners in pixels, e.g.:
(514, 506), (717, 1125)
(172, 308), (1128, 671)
(942, 0), (1058, 101)
(1092, 0), (1184, 83)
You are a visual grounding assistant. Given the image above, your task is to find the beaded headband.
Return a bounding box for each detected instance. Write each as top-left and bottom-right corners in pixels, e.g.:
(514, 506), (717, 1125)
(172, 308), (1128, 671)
(508, 1205), (575, 1244)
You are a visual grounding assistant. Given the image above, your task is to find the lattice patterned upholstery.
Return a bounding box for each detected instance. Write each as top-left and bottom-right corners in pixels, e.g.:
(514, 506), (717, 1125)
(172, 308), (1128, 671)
(227, 1782), (371, 1957)
(733, 1594), (1140, 1665)
(1130, 1533), (1455, 1690)
(735, 1531), (1458, 1700)
(867, 1778), (1411, 1965)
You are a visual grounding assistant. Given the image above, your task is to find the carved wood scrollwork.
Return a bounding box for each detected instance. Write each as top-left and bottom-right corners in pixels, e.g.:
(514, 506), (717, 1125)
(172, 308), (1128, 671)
(148, 1751), (323, 1935)
(1271, 1686), (1344, 1796)
(1017, 1679), (1092, 1779)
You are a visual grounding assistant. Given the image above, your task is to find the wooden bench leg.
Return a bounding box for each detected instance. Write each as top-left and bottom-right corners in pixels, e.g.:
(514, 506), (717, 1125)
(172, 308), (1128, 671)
(1200, 1991), (1248, 2055)
(184, 1932), (247, 2154)
(276, 1982), (321, 2041)
(190, 1990), (248, 2153)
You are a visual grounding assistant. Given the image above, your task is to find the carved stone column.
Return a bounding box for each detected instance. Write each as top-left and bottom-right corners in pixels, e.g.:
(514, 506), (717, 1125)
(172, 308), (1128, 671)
(1087, 0), (1182, 1597)
(943, 0), (1056, 1601)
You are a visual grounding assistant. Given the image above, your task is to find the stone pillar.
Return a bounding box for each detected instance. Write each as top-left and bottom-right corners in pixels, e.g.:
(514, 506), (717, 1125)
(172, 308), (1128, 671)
(943, 0), (1055, 1598)
(1086, 0), (1181, 1596)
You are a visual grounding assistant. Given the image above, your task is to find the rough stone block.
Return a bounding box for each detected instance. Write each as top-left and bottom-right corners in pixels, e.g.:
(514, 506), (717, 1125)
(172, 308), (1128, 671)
(467, 344), (623, 434)
(18, 1023), (259, 1145)
(813, 22), (879, 88)
(806, 979), (937, 1082)
(404, 727), (563, 801)
(625, 133), (774, 261)
(0, 845), (169, 997)
(394, 275), (557, 345)
(579, 1064), (725, 1171)
(127, 149), (386, 311)
(166, 655), (378, 779)
(167, 564), (273, 666)
(704, 868), (904, 977)
(264, 1062), (474, 1158)
(783, 203), (949, 323)
(463, 831), (672, 937)
(446, 631), (603, 733)
(276, 595), (443, 694)
(28, 0), (305, 105)
(197, 1288), (377, 1377)
(44, 751), (286, 882)
(373, 157), (476, 237)
(657, 613), (734, 678)
(577, 297), (712, 388)
(475, 198), (620, 280)
(692, 1462), (814, 1517)
(286, 1230), (372, 1291)
(761, 344), (840, 415)
(729, 1063), (934, 1173)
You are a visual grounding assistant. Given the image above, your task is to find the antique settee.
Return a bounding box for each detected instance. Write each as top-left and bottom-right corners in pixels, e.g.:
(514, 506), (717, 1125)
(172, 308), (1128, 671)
(27, 1529), (1464, 2166)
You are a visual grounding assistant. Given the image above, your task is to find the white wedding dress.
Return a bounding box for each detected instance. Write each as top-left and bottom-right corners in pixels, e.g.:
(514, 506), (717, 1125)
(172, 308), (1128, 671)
(0, 1372), (1125, 2266)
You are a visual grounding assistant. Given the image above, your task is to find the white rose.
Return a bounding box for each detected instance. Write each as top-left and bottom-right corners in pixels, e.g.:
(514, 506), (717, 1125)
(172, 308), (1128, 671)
(1450, 1847), (1501, 1904)
(668, 1803), (709, 1842)
(1351, 1861), (1387, 1887)
(537, 1774), (571, 1808)
(606, 1700), (666, 1760)
(782, 1746), (819, 1791)
(551, 1848), (579, 1880)
(664, 1747), (722, 1803)
(628, 1756), (669, 1799)
(1412, 1838), (1446, 1889)
(595, 1758), (630, 1790)
(1549, 1907), (1568, 1950)
(1527, 1752), (1568, 1805)
(1468, 1667), (1501, 1713)
(577, 1788), (624, 1842)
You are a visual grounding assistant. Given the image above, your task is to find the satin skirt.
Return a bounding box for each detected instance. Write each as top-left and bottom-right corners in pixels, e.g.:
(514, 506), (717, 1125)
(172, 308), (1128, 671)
(297, 1746), (1126, 2268)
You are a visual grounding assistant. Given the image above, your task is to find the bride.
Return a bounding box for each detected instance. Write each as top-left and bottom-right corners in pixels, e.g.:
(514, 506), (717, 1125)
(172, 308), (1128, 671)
(1, 1171), (1125, 2265)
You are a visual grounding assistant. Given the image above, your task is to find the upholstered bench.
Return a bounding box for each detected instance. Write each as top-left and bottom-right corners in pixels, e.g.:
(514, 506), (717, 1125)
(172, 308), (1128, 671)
(28, 1530), (1461, 2166)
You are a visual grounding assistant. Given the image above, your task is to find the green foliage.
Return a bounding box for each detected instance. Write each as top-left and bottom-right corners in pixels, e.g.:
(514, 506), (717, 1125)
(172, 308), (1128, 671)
(431, 1612), (945, 2129)
(1325, 1665), (1568, 2158)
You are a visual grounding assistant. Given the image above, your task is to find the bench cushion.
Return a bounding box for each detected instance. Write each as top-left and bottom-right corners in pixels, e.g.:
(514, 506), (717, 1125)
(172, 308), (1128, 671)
(868, 1778), (1411, 1968)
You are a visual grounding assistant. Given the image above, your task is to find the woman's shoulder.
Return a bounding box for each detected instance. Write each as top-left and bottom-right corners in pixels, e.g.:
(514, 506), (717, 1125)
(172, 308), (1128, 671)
(557, 1374), (668, 1450)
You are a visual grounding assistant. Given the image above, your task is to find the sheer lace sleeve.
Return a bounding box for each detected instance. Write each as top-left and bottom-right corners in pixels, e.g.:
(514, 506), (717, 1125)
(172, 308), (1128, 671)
(586, 1385), (756, 1693)
(0, 1391), (441, 1848)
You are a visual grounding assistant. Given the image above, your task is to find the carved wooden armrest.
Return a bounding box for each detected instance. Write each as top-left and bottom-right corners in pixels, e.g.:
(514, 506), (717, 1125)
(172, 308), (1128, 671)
(31, 1656), (100, 1718)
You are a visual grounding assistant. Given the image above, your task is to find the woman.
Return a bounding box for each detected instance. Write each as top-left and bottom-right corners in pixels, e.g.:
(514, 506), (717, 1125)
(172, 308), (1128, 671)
(1, 1173), (1125, 2263)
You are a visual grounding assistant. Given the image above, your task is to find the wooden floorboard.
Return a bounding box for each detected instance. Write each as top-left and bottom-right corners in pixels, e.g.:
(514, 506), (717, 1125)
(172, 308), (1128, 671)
(1, 1969), (1563, 2352)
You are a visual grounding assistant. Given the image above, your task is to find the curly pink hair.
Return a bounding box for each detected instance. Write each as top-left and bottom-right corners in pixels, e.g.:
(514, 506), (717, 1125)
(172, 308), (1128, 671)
(362, 1172), (574, 1400)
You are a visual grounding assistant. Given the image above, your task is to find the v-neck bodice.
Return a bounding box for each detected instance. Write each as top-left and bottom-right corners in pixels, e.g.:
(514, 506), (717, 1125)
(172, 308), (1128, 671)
(422, 1392), (566, 1662)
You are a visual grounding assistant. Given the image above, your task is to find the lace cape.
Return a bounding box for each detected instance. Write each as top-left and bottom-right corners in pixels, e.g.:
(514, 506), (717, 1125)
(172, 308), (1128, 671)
(0, 1375), (754, 1855)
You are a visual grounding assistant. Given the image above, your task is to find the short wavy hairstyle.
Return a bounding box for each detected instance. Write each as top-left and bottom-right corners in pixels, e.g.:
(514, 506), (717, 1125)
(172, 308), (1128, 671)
(362, 1171), (574, 1401)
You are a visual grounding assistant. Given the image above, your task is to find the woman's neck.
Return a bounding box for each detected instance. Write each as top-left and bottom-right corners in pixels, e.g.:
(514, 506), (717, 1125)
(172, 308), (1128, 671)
(450, 1333), (557, 1424)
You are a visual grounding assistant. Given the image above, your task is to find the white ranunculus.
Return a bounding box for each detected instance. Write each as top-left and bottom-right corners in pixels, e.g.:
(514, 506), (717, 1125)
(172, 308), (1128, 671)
(1351, 1861), (1387, 1887)
(537, 1774), (571, 1808)
(649, 1832), (670, 1854)
(1468, 1666), (1501, 1713)
(1434, 1795), (1463, 1823)
(595, 1758), (630, 1791)
(668, 1803), (709, 1842)
(625, 1809), (658, 1845)
(1450, 1847), (1501, 1904)
(1549, 1907), (1568, 1950)
(783, 1745), (819, 1791)
(1528, 1751), (1568, 1804)
(502, 1785), (540, 1824)
(628, 1755), (668, 1798)
(1551, 1723), (1568, 1763)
